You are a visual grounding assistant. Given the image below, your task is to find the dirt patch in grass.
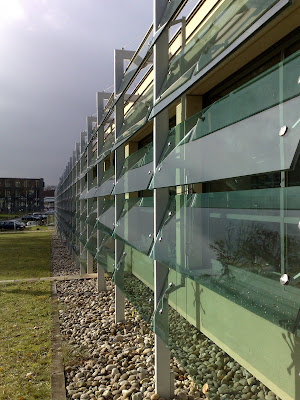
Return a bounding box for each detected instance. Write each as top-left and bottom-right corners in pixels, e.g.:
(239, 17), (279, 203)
(0, 281), (52, 400)
(0, 231), (51, 280)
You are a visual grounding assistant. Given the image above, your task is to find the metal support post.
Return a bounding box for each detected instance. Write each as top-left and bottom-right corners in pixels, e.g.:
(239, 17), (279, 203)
(114, 47), (128, 323)
(96, 122), (107, 291)
(153, 3), (172, 394)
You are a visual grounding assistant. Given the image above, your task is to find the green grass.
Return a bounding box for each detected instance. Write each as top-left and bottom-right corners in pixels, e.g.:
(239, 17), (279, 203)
(0, 231), (51, 280)
(0, 281), (52, 400)
(26, 226), (52, 232)
(0, 213), (23, 220)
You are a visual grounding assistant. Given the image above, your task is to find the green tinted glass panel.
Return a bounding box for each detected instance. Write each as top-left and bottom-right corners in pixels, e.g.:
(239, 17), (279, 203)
(193, 50), (300, 140)
(115, 143), (154, 194)
(89, 151), (97, 167)
(159, 0), (282, 101)
(79, 188), (88, 200)
(86, 187), (97, 199)
(157, 111), (201, 165)
(95, 234), (115, 277)
(85, 232), (97, 258)
(151, 265), (262, 396)
(86, 208), (97, 227)
(114, 197), (154, 255)
(79, 228), (87, 245)
(96, 199), (115, 235)
(118, 143), (152, 179)
(79, 207), (87, 222)
(158, 0), (185, 28)
(151, 95), (300, 188)
(114, 244), (154, 322)
(116, 27), (153, 96)
(151, 188), (300, 336)
(95, 166), (115, 197)
(114, 86), (153, 148)
(98, 133), (114, 161)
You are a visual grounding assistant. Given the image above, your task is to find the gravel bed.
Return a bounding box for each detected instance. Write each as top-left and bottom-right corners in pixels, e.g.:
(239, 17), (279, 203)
(52, 234), (281, 400)
(51, 234), (80, 276)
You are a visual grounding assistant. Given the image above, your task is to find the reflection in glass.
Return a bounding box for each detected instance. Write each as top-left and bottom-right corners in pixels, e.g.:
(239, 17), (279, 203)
(95, 166), (115, 197)
(151, 189), (300, 335)
(114, 143), (153, 194)
(158, 0), (282, 101)
(95, 234), (115, 277)
(114, 86), (153, 148)
(114, 197), (154, 255)
(151, 51), (300, 189)
(96, 198), (115, 235)
(114, 244), (154, 322)
(116, 27), (153, 97)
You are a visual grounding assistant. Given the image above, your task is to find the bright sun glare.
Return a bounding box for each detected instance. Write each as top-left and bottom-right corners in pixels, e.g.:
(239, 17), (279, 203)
(0, 0), (25, 28)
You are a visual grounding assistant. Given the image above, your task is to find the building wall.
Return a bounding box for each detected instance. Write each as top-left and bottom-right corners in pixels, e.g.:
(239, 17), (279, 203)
(0, 178), (44, 213)
(56, 1), (300, 399)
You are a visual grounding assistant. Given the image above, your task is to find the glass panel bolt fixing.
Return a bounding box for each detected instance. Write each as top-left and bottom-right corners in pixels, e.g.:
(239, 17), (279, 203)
(280, 274), (290, 286)
(279, 126), (288, 136)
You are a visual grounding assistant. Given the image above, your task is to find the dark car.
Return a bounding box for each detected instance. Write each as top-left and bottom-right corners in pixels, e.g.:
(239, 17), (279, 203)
(0, 221), (25, 231)
(22, 215), (37, 222)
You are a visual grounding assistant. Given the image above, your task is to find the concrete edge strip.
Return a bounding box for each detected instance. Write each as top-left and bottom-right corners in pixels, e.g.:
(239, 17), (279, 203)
(0, 273), (97, 285)
(51, 281), (67, 400)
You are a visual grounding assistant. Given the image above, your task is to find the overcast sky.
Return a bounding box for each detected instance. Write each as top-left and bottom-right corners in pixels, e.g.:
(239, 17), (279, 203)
(0, 0), (153, 186)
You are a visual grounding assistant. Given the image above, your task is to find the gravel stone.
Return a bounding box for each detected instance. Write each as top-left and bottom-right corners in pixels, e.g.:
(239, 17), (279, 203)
(51, 234), (282, 400)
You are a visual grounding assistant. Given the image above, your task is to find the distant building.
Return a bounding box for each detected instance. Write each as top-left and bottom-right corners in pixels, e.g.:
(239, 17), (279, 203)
(44, 188), (55, 211)
(0, 178), (44, 213)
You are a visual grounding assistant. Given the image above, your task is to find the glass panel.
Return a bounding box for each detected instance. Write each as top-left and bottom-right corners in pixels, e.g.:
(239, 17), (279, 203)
(151, 264), (258, 396)
(85, 231), (97, 258)
(158, 0), (185, 28)
(95, 234), (115, 277)
(79, 206), (87, 222)
(114, 244), (154, 323)
(157, 111), (202, 165)
(79, 228), (87, 245)
(95, 166), (115, 197)
(158, 0), (284, 101)
(98, 132), (114, 162)
(86, 205), (97, 227)
(114, 86), (153, 148)
(114, 143), (153, 194)
(96, 198), (115, 235)
(75, 209), (80, 219)
(86, 187), (97, 199)
(116, 27), (153, 97)
(89, 151), (97, 168)
(151, 95), (300, 188)
(114, 197), (154, 255)
(151, 189), (300, 336)
(79, 188), (88, 200)
(194, 50), (300, 140)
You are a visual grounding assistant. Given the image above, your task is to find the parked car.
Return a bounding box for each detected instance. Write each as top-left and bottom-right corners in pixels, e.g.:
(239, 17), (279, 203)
(0, 220), (25, 231)
(26, 221), (38, 226)
(21, 215), (36, 222)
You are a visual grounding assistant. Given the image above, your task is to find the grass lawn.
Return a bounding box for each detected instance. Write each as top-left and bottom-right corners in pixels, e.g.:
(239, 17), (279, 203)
(0, 281), (52, 400)
(0, 231), (51, 280)
(0, 213), (23, 220)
